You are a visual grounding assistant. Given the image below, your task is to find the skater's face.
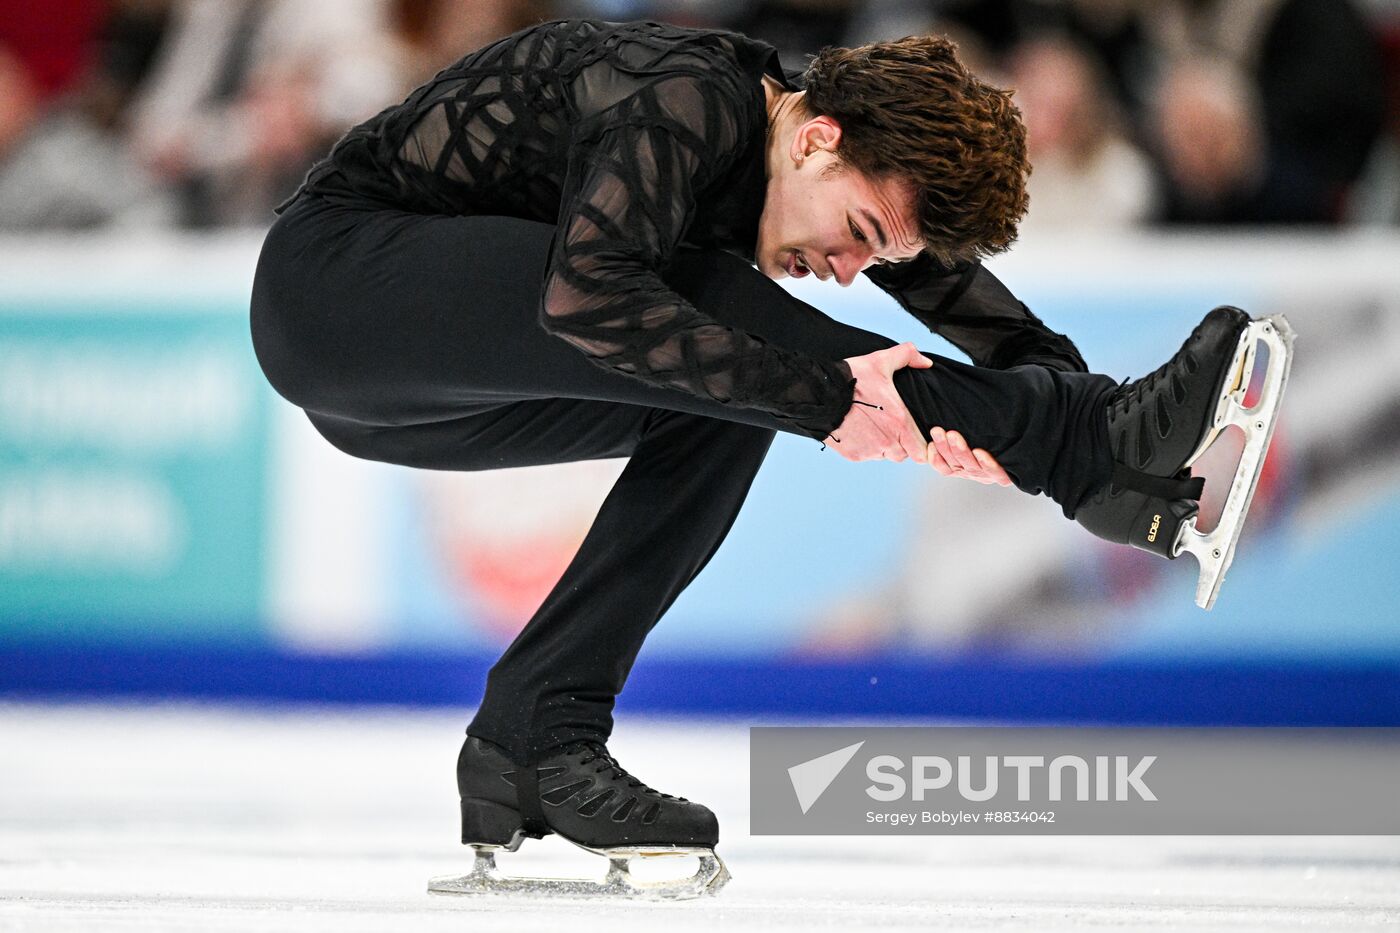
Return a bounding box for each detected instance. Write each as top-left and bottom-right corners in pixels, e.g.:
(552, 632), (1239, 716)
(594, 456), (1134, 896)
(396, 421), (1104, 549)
(756, 114), (924, 285)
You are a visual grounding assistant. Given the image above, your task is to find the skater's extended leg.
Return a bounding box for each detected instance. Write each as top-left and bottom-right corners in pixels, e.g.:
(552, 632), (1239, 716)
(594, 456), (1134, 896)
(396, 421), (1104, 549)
(661, 249), (1118, 513)
(662, 249), (1294, 592)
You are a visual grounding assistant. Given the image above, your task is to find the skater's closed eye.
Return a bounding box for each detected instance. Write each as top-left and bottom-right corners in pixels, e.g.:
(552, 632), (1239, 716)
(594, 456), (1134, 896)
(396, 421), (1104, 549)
(850, 214), (893, 266)
(858, 208), (887, 250)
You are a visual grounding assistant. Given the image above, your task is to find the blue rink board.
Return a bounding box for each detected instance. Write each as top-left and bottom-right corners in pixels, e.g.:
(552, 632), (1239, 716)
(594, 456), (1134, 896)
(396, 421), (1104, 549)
(2, 644), (1397, 725)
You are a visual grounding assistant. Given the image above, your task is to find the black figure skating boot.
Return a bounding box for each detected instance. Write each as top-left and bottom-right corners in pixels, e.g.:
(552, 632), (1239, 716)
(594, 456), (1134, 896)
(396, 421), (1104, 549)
(1074, 306), (1294, 609)
(427, 736), (729, 900)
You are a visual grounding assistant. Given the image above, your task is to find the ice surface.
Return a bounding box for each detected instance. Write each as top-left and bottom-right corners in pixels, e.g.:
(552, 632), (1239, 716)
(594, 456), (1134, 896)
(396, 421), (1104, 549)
(1, 702), (1397, 932)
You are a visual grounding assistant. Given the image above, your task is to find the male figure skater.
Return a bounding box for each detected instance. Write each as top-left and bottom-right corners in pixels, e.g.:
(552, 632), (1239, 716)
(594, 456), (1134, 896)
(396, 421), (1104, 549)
(250, 19), (1290, 897)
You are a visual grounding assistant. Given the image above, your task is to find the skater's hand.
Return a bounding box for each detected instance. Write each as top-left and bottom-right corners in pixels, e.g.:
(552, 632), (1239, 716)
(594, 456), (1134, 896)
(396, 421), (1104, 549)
(830, 343), (932, 464)
(927, 428), (1012, 486)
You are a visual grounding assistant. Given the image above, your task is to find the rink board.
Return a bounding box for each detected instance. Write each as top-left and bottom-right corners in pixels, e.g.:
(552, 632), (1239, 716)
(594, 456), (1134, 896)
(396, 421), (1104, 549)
(1, 233), (1399, 722)
(2, 643), (1398, 724)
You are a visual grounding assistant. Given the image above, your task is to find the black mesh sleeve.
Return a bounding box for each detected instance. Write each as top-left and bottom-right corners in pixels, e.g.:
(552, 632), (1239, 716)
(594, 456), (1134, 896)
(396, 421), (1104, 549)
(864, 253), (1089, 373)
(538, 74), (855, 439)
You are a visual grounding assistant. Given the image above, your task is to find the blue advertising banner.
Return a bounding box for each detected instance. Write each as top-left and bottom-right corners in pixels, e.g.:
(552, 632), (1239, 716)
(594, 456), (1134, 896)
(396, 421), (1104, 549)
(0, 299), (267, 644)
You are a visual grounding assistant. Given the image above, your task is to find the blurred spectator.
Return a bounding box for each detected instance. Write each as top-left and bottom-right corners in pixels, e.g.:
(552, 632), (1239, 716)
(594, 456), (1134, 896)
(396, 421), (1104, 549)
(0, 0), (107, 164)
(1009, 35), (1156, 231)
(0, 46), (40, 163)
(0, 0), (176, 230)
(0, 0), (106, 101)
(1346, 3), (1400, 224)
(389, 0), (559, 87)
(1034, 0), (1155, 119)
(932, 0), (1154, 113)
(1150, 56), (1269, 223)
(1146, 0), (1387, 224)
(85, 0), (176, 132)
(128, 0), (403, 227)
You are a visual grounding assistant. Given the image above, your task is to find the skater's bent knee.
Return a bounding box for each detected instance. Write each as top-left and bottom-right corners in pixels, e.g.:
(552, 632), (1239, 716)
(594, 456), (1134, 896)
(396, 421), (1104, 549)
(303, 411), (384, 463)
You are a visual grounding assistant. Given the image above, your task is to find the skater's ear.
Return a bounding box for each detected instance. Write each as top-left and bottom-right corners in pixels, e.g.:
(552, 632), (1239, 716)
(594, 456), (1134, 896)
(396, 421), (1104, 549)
(791, 114), (843, 164)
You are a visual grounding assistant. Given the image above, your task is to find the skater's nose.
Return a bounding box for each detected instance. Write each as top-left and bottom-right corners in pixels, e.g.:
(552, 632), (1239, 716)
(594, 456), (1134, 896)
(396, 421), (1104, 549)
(828, 242), (881, 287)
(828, 250), (864, 287)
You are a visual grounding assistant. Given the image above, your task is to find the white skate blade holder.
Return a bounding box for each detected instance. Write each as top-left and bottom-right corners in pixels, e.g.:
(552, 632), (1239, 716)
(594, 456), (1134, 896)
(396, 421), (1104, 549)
(1173, 314), (1295, 610)
(429, 839), (731, 900)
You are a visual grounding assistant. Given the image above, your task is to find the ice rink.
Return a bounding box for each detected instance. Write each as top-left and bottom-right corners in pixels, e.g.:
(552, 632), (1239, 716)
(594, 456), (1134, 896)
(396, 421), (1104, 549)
(1, 703), (1397, 932)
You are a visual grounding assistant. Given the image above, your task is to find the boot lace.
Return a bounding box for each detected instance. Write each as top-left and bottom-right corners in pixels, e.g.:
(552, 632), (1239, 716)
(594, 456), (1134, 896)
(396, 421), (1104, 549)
(563, 741), (681, 801)
(1107, 322), (1204, 423)
(1107, 354), (1184, 424)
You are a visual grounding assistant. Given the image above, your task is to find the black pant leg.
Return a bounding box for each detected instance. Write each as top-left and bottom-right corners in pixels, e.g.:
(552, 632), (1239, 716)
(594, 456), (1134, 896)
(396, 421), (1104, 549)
(465, 408), (775, 764)
(302, 397), (651, 472)
(302, 397), (775, 766)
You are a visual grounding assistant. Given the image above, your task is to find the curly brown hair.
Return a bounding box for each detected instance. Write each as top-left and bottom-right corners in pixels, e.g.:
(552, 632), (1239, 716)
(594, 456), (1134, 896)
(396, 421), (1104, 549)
(802, 34), (1030, 265)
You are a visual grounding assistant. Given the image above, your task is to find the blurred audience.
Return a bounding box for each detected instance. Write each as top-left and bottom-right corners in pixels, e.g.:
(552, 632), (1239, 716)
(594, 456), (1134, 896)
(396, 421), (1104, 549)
(1150, 55), (1269, 224)
(0, 0), (1395, 231)
(389, 0), (559, 87)
(0, 0), (174, 230)
(0, 45), (40, 164)
(1144, 0), (1388, 225)
(0, 0), (107, 100)
(927, 0), (1154, 114)
(127, 0), (402, 227)
(1008, 36), (1156, 232)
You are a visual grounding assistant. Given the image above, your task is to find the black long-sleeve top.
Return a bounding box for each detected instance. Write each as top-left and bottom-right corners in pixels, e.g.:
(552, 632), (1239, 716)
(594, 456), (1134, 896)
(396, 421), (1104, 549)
(291, 18), (1087, 439)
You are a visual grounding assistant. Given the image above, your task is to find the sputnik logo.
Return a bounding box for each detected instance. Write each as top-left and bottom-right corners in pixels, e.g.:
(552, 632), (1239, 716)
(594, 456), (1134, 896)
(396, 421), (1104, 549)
(787, 741), (865, 814)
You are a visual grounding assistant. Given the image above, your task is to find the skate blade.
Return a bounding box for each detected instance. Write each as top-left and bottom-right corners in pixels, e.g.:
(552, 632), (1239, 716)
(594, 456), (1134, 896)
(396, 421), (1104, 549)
(1184, 314), (1259, 471)
(427, 843), (731, 901)
(1172, 315), (1295, 609)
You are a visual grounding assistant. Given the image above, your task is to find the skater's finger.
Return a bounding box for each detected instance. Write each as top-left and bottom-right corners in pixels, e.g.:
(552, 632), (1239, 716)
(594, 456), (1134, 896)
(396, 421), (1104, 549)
(928, 447), (953, 475)
(973, 448), (1013, 487)
(927, 430), (954, 475)
(883, 342), (927, 374)
(931, 429), (1004, 485)
(946, 431), (982, 474)
(930, 426), (958, 472)
(951, 433), (997, 485)
(874, 343), (902, 375)
(895, 342), (924, 370)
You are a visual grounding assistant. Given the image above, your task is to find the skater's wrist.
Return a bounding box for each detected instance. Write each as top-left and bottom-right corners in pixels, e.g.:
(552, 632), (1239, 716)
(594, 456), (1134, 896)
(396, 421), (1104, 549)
(790, 362), (856, 442)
